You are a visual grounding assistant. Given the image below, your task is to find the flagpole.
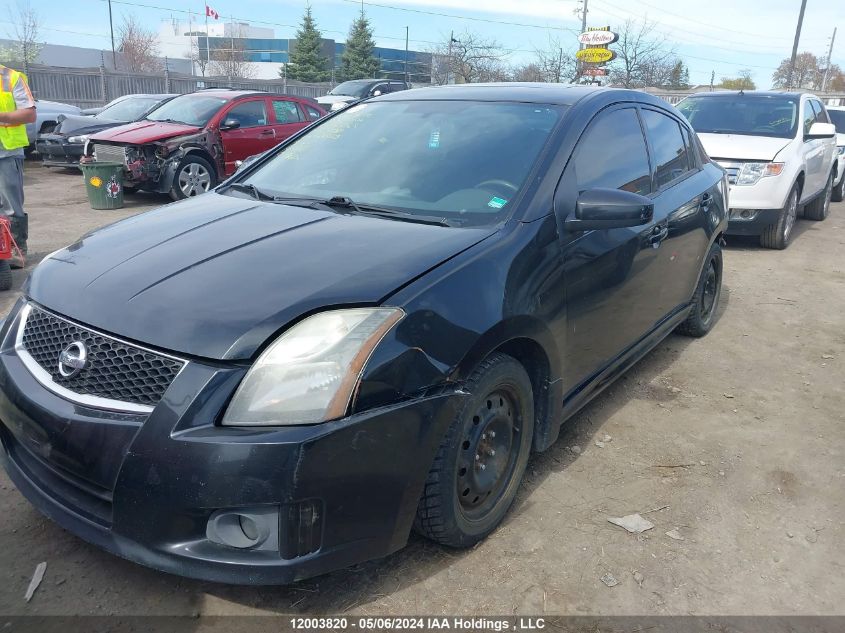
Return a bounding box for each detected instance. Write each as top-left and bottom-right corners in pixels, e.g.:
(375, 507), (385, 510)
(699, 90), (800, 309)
(205, 7), (210, 67)
(188, 9), (194, 76)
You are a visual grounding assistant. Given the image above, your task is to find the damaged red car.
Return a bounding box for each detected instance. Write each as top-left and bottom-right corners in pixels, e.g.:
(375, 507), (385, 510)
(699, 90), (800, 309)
(84, 89), (326, 199)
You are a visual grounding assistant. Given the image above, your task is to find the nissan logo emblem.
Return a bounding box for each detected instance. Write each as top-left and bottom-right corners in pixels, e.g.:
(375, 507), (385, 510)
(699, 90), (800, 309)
(58, 341), (88, 378)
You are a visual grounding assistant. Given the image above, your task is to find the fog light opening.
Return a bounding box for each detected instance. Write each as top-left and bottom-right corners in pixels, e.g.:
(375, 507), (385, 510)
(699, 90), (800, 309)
(206, 509), (279, 550)
(239, 514), (260, 541)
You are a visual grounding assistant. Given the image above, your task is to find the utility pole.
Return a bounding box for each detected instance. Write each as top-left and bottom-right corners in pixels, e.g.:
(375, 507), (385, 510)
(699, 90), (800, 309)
(822, 27), (837, 92)
(786, 0), (807, 89)
(446, 30), (454, 85)
(107, 0), (117, 69)
(576, 0), (588, 83)
(404, 26), (409, 84)
(710, 70), (715, 91)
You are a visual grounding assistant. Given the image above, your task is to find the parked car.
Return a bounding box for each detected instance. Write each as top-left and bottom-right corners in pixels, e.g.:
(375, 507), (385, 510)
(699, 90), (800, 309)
(79, 95), (139, 117)
(26, 100), (82, 151)
(0, 84), (727, 584)
(36, 94), (176, 167)
(677, 91), (837, 249)
(316, 79), (409, 111)
(826, 106), (845, 202)
(84, 89), (326, 199)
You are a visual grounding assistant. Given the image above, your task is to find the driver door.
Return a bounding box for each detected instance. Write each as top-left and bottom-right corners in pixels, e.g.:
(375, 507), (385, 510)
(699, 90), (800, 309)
(219, 97), (276, 176)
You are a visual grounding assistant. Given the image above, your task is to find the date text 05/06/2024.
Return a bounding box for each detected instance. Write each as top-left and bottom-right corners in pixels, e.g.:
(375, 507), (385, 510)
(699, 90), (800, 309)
(289, 617), (547, 631)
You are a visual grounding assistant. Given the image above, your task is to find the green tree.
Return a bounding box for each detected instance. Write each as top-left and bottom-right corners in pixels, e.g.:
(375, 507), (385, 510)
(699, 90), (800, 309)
(720, 69), (755, 90)
(340, 12), (379, 80)
(668, 60), (690, 90)
(284, 5), (329, 82)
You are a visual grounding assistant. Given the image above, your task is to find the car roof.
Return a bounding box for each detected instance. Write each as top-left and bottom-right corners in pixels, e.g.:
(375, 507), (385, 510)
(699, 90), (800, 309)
(185, 89), (272, 99)
(377, 83), (659, 107)
(682, 90), (808, 99)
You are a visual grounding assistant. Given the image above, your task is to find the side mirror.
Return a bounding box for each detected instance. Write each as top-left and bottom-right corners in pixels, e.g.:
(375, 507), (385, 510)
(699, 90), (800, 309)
(566, 188), (654, 231)
(806, 122), (836, 139)
(220, 118), (241, 131)
(235, 152), (264, 172)
(371, 89), (383, 97)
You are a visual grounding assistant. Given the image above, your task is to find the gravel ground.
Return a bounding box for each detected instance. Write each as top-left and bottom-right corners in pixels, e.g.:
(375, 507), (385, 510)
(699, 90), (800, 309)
(1, 164), (843, 617)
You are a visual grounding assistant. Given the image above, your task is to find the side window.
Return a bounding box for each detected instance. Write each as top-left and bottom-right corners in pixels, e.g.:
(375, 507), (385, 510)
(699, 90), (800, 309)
(811, 100), (830, 124)
(371, 83), (388, 96)
(224, 100), (267, 128)
(389, 82), (406, 93)
(305, 105), (323, 120)
(272, 100), (304, 124)
(572, 108), (651, 195)
(680, 124), (698, 169)
(803, 100), (818, 135)
(642, 109), (692, 189)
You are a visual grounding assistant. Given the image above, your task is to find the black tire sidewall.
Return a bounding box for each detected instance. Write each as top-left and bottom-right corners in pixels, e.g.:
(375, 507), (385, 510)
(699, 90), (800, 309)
(437, 356), (534, 545)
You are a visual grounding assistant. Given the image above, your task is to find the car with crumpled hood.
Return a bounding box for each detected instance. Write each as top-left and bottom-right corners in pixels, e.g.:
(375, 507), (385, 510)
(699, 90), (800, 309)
(84, 89), (325, 199)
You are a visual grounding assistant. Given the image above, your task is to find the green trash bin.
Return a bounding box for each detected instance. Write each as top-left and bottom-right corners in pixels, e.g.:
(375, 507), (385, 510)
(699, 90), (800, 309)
(80, 162), (125, 210)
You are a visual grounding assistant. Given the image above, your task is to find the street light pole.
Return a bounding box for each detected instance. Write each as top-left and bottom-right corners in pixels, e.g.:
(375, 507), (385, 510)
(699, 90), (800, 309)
(107, 0), (117, 68)
(404, 26), (409, 83)
(446, 30), (454, 85)
(821, 28), (837, 93)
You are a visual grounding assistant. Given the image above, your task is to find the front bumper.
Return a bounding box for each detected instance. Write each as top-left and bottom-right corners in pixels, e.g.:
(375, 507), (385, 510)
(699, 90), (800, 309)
(725, 208), (782, 236)
(0, 303), (462, 584)
(36, 136), (84, 167)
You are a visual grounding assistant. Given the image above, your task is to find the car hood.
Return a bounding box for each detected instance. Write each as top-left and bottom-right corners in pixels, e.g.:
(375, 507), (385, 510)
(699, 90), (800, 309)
(316, 95), (356, 105)
(697, 133), (792, 162)
(89, 120), (202, 145)
(27, 193), (495, 360)
(54, 114), (126, 136)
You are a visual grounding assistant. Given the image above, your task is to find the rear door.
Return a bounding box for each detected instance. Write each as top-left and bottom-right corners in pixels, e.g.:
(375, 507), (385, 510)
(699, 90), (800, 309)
(639, 106), (718, 317)
(269, 98), (310, 143)
(219, 97), (276, 176)
(558, 105), (665, 392)
(801, 98), (825, 198)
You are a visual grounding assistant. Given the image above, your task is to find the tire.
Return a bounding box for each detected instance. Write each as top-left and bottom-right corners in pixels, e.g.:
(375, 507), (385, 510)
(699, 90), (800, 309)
(805, 171), (833, 220)
(760, 185), (798, 249)
(0, 260), (12, 291)
(169, 155), (216, 201)
(676, 241), (722, 338)
(414, 352), (535, 548)
(833, 173), (845, 203)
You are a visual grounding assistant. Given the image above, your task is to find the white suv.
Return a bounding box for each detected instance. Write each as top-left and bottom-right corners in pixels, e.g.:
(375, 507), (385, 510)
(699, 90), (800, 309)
(826, 106), (845, 202)
(677, 92), (837, 249)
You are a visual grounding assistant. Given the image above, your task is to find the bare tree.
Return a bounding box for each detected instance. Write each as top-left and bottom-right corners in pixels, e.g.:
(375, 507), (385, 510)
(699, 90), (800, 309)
(4, 1), (42, 65)
(209, 39), (256, 80)
(428, 30), (509, 85)
(118, 14), (162, 73)
(186, 33), (210, 77)
(607, 19), (675, 88)
(771, 52), (826, 90)
(533, 34), (577, 83)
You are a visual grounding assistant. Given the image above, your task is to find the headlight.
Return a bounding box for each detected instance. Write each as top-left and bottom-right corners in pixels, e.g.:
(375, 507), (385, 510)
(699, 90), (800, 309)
(221, 308), (403, 426)
(67, 134), (89, 144)
(837, 145), (845, 156)
(330, 102), (346, 111)
(735, 162), (784, 185)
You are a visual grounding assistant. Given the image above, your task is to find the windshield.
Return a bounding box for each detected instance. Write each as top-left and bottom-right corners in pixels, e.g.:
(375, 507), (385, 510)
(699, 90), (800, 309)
(145, 95), (227, 127)
(828, 110), (845, 134)
(677, 95), (799, 139)
(241, 100), (563, 225)
(328, 81), (371, 98)
(97, 97), (164, 122)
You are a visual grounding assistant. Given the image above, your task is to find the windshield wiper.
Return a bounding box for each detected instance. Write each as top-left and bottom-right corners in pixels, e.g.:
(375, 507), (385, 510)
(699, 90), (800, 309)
(319, 196), (453, 227)
(224, 182), (274, 201)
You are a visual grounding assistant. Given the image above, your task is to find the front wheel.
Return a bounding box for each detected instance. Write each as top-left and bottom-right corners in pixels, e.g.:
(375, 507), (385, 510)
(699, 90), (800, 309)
(760, 185), (798, 249)
(676, 241), (722, 338)
(170, 155), (216, 201)
(414, 353), (534, 548)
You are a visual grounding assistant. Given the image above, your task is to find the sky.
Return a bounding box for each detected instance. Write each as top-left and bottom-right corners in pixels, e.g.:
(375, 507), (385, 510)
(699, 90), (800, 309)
(8, 0), (845, 89)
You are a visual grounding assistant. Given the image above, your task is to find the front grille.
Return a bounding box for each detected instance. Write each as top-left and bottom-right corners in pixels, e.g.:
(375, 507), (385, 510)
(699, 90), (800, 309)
(715, 160), (741, 185)
(92, 143), (127, 164)
(20, 306), (184, 408)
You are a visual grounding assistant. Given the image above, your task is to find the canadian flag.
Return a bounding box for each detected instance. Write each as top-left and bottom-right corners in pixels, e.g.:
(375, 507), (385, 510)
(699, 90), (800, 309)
(205, 5), (219, 19)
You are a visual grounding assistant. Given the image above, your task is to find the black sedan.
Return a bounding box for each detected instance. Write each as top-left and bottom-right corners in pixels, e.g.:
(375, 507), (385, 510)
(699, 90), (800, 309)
(36, 93), (176, 167)
(0, 84), (727, 584)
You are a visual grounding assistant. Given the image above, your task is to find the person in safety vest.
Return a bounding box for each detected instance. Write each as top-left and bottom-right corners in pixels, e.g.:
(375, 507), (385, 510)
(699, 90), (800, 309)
(0, 65), (35, 270)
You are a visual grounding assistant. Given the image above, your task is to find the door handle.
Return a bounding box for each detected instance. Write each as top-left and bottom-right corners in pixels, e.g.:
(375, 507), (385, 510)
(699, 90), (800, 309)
(648, 224), (669, 248)
(259, 129), (276, 137)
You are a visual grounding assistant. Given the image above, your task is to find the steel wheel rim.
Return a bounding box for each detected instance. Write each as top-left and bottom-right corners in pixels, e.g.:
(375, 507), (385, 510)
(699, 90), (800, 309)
(700, 259), (718, 325)
(456, 387), (522, 521)
(783, 192), (797, 240)
(178, 163), (211, 197)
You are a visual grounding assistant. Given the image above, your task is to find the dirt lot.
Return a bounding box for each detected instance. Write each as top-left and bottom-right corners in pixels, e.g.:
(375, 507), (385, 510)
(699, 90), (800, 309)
(0, 163), (843, 617)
